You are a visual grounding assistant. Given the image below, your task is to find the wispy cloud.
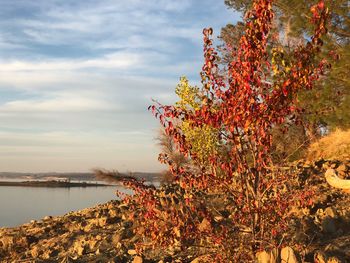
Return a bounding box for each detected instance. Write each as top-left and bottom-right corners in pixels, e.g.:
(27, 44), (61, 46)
(0, 52), (141, 71)
(0, 0), (239, 172)
(0, 97), (114, 112)
(0, 130), (163, 172)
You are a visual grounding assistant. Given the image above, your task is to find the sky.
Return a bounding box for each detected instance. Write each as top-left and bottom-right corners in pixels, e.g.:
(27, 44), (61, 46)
(0, 0), (239, 173)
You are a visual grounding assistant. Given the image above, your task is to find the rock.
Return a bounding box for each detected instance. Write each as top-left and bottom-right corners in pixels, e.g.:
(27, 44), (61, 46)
(106, 216), (121, 224)
(337, 164), (347, 172)
(281, 247), (299, 263)
(67, 222), (84, 232)
(98, 217), (108, 227)
(198, 218), (211, 232)
(325, 168), (336, 177)
(128, 249), (137, 255)
(25, 235), (39, 246)
(42, 248), (59, 259)
(108, 208), (119, 218)
(327, 257), (342, 263)
(87, 238), (98, 250)
(270, 248), (279, 262)
(190, 255), (212, 263)
(0, 235), (14, 250)
(122, 220), (133, 229)
(324, 169), (350, 191)
(336, 164), (348, 179)
(43, 216), (52, 221)
(304, 161), (311, 167)
(323, 163), (331, 170)
(111, 233), (122, 246)
(95, 240), (110, 255)
(302, 207), (310, 216)
(256, 250), (271, 263)
(314, 251), (327, 263)
(315, 159), (325, 168)
(16, 236), (30, 248)
(133, 256), (143, 263)
(214, 216), (223, 222)
(322, 217), (337, 234)
(30, 246), (40, 258)
(324, 207), (337, 218)
(112, 228), (128, 244)
(72, 239), (87, 256)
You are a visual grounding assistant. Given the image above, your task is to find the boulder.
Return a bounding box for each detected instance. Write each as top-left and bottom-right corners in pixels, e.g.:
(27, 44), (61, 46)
(133, 256), (143, 263)
(256, 250), (271, 263)
(325, 169), (350, 191)
(280, 247), (299, 263)
(322, 217), (337, 234)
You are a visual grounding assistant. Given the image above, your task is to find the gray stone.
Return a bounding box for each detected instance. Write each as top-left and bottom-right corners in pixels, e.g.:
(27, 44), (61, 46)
(322, 217), (337, 233)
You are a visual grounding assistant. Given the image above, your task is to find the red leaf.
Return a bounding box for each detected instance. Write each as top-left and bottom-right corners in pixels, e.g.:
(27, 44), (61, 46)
(317, 1), (324, 9)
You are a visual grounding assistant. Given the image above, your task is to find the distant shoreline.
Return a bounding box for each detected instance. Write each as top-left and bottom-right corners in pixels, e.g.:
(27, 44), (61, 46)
(0, 180), (114, 188)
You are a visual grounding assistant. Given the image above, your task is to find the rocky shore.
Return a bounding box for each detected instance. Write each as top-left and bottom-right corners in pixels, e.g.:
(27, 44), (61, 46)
(0, 159), (349, 262)
(0, 200), (138, 262)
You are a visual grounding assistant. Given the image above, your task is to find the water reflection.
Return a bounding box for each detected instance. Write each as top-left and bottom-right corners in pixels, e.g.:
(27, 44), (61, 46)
(0, 185), (131, 228)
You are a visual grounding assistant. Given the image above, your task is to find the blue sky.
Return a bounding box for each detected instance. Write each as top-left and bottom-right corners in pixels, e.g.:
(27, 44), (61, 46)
(0, 0), (239, 172)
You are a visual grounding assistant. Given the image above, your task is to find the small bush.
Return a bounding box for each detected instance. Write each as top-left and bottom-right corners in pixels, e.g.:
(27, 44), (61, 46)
(117, 0), (330, 261)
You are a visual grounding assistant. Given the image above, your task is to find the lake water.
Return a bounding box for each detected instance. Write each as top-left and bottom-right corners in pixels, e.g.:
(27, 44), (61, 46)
(0, 184), (132, 228)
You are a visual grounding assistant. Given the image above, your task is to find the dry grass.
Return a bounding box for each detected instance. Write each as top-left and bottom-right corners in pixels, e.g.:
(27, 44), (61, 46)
(307, 129), (350, 161)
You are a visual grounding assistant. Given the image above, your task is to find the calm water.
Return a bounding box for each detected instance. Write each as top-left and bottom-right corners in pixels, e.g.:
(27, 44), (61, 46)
(0, 184), (131, 228)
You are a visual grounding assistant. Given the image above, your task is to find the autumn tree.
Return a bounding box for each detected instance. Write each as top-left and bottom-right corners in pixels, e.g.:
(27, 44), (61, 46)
(119, 0), (329, 261)
(223, 0), (349, 132)
(219, 0), (349, 163)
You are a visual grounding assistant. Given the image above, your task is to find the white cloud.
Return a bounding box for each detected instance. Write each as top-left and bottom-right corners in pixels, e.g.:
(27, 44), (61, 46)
(0, 0), (238, 172)
(1, 96), (114, 112)
(0, 130), (163, 172)
(12, 0), (193, 48)
(0, 52), (141, 72)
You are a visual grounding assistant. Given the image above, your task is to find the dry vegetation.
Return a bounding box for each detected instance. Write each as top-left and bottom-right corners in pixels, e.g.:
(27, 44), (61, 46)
(307, 129), (350, 161)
